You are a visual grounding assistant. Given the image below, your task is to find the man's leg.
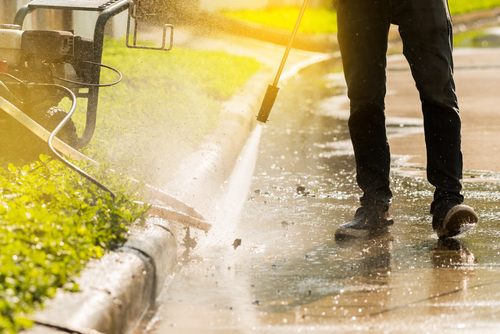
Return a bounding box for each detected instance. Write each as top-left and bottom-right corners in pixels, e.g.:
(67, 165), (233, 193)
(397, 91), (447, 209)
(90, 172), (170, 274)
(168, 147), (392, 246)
(396, 0), (478, 238)
(337, 0), (392, 208)
(335, 0), (394, 239)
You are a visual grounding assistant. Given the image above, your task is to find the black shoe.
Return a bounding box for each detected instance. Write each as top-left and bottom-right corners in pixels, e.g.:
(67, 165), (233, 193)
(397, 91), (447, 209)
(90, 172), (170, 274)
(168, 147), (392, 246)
(335, 206), (394, 240)
(432, 203), (478, 239)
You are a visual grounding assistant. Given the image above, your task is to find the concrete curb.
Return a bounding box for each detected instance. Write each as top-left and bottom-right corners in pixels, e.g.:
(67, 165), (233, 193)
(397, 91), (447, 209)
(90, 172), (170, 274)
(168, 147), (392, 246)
(23, 221), (176, 334)
(452, 7), (500, 30)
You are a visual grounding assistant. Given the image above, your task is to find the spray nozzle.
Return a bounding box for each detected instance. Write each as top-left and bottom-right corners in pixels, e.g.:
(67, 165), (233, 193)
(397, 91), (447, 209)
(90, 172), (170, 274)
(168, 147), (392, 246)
(256, 84), (280, 123)
(255, 0), (308, 124)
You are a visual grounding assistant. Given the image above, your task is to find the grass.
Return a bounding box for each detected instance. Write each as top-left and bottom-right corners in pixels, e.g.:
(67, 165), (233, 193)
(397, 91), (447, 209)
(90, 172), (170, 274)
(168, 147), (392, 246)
(221, 1), (500, 34)
(0, 156), (149, 333)
(71, 38), (261, 186)
(448, 0), (500, 15)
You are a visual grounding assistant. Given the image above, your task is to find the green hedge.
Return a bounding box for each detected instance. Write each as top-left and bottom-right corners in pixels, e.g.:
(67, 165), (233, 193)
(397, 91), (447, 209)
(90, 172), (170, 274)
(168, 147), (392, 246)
(0, 156), (148, 333)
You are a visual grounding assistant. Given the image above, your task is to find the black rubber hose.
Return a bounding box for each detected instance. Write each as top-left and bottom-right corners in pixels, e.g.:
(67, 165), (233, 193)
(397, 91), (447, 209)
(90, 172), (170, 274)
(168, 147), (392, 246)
(41, 83), (116, 200)
(51, 61), (123, 88)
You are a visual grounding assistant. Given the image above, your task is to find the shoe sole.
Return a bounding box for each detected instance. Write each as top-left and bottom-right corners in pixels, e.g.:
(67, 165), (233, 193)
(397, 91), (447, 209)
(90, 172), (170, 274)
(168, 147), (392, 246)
(437, 205), (478, 239)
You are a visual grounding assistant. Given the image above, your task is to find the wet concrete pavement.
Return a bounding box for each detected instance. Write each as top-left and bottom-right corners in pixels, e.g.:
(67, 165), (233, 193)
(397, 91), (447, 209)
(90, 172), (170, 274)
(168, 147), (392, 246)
(136, 44), (500, 333)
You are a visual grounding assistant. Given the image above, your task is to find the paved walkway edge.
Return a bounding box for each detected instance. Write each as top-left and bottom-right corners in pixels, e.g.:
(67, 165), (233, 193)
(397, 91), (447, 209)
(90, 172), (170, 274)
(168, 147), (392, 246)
(21, 53), (329, 334)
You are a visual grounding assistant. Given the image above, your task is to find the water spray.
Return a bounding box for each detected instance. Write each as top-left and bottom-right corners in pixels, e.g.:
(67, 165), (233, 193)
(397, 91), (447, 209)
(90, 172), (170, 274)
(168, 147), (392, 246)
(256, 0), (309, 123)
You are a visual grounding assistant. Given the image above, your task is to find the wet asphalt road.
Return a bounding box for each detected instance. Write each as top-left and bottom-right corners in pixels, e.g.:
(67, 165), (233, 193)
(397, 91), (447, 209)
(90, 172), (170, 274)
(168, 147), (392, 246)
(138, 58), (500, 334)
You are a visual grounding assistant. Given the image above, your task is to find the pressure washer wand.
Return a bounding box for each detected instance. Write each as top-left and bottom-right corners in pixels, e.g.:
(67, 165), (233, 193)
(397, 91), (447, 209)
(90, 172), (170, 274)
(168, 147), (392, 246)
(256, 0), (309, 123)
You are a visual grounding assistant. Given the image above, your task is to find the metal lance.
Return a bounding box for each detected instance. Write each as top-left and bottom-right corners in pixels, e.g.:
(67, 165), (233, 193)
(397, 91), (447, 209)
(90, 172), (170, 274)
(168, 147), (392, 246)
(256, 0), (309, 123)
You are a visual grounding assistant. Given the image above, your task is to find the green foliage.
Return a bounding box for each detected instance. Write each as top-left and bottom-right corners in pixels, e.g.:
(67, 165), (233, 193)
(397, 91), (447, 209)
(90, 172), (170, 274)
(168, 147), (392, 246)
(0, 155), (149, 333)
(69, 38), (261, 185)
(222, 7), (337, 34)
(448, 0), (500, 15)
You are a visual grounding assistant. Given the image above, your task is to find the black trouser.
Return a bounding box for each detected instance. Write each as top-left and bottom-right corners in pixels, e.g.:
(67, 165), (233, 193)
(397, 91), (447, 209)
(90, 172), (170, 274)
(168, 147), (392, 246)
(337, 0), (463, 212)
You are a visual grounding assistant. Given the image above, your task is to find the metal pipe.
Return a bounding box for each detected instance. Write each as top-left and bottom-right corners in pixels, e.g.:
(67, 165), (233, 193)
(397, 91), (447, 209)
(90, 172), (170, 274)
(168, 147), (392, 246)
(46, 84), (116, 199)
(13, 4), (32, 27)
(273, 0), (309, 87)
(256, 0), (309, 123)
(79, 0), (132, 147)
(0, 91), (114, 197)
